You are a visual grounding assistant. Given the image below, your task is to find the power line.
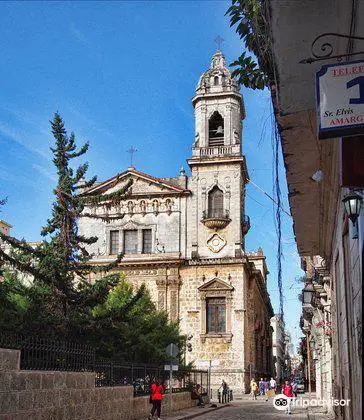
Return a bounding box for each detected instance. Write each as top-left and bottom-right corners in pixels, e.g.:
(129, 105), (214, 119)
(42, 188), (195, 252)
(248, 178), (291, 217)
(246, 193), (270, 208)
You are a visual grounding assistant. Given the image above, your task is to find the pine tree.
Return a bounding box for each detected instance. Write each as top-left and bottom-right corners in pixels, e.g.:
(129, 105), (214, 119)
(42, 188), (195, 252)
(0, 115), (183, 358)
(0, 113), (132, 317)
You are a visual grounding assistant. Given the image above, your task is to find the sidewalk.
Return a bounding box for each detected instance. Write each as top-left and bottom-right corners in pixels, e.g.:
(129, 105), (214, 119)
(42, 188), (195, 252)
(161, 402), (229, 420)
(307, 406), (334, 420)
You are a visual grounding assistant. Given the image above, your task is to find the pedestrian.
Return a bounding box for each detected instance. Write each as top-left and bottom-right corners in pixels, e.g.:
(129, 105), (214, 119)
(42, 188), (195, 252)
(250, 378), (258, 400)
(221, 379), (229, 403)
(148, 379), (163, 420)
(263, 378), (269, 401)
(291, 380), (298, 399)
(282, 379), (294, 415)
(269, 377), (277, 393)
(192, 384), (205, 406)
(258, 378), (265, 398)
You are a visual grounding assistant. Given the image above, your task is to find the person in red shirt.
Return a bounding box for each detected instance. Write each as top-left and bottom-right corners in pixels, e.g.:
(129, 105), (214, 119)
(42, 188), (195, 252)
(149, 379), (163, 420)
(281, 380), (294, 414)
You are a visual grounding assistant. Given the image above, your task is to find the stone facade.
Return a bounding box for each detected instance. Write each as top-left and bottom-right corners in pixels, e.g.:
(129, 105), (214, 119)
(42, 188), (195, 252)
(78, 51), (274, 396)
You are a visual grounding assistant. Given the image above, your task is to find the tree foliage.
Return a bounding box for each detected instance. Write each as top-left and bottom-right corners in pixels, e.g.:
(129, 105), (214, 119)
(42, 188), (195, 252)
(0, 113), (130, 313)
(226, 0), (273, 90)
(0, 113), (182, 363)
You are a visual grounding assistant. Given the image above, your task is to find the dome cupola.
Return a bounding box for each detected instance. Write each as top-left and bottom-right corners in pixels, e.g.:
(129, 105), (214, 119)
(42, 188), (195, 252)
(196, 51), (240, 95)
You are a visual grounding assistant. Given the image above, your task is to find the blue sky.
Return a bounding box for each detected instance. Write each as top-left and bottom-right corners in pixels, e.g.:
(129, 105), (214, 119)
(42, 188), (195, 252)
(0, 1), (303, 350)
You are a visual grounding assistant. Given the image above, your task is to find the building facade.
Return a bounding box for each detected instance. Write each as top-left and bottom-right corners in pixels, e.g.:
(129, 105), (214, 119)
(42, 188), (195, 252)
(78, 51), (274, 395)
(0, 220), (12, 237)
(258, 1), (363, 418)
(270, 314), (286, 382)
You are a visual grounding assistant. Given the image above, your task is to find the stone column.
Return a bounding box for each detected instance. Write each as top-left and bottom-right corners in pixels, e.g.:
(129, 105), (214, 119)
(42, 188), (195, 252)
(225, 103), (232, 145)
(156, 268), (167, 311)
(167, 268), (181, 322)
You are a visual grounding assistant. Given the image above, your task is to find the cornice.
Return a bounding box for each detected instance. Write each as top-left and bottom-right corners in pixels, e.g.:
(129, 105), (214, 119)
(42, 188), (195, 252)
(188, 257), (246, 266)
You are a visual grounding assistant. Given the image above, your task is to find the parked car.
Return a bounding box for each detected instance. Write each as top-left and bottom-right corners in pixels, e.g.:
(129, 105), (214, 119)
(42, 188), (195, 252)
(295, 379), (305, 393)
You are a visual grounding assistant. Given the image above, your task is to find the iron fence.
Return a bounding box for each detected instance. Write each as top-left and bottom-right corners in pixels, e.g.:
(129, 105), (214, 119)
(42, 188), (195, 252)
(94, 360), (208, 396)
(0, 332), (95, 372)
(0, 332), (208, 395)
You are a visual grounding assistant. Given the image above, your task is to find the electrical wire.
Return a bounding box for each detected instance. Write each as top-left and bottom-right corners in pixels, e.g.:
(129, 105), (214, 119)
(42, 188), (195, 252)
(248, 179), (291, 217)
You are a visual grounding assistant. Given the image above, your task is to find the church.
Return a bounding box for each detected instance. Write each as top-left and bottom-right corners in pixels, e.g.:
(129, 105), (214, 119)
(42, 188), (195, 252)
(78, 50), (274, 395)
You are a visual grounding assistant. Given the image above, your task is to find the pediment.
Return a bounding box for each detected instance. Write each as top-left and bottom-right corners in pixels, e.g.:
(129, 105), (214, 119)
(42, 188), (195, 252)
(121, 220), (143, 230)
(85, 168), (189, 198)
(198, 278), (234, 292)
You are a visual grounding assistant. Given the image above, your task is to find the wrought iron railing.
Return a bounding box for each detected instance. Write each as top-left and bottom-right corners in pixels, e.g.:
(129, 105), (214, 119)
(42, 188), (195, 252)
(201, 209), (230, 220)
(0, 332), (95, 372)
(0, 332), (208, 395)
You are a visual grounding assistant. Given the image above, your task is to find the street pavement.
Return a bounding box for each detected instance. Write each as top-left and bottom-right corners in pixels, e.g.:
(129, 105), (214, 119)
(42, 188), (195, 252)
(161, 394), (333, 420)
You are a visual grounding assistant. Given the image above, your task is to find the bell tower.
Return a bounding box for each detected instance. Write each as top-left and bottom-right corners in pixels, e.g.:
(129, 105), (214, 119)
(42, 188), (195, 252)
(187, 50), (250, 260)
(191, 51), (245, 158)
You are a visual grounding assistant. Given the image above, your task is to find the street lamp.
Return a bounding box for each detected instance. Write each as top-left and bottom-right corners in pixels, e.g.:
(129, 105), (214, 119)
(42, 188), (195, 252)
(343, 193), (362, 239)
(302, 283), (315, 307)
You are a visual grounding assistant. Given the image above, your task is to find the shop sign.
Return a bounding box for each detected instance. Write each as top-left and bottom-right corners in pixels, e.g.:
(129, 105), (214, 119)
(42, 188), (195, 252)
(316, 60), (364, 139)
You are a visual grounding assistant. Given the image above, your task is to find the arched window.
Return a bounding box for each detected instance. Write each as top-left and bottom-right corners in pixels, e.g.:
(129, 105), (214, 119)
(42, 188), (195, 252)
(214, 76), (219, 86)
(208, 186), (224, 218)
(208, 111), (224, 147)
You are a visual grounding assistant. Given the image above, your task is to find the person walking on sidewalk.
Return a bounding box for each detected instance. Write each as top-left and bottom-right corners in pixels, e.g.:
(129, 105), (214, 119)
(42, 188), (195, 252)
(221, 379), (229, 403)
(269, 377), (277, 393)
(291, 379), (298, 399)
(258, 378), (265, 398)
(250, 378), (258, 400)
(282, 379), (294, 415)
(148, 379), (163, 420)
(263, 378), (269, 401)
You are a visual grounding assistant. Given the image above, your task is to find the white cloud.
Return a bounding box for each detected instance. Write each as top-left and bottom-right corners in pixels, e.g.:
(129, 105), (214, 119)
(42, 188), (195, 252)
(32, 164), (57, 182)
(0, 122), (49, 159)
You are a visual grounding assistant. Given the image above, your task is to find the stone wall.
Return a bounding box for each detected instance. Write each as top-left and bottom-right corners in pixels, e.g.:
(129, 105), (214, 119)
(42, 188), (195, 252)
(0, 349), (196, 420)
(179, 263), (246, 395)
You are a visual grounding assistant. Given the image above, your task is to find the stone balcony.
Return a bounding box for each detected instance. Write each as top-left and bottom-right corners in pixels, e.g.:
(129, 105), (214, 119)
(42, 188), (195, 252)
(192, 144), (241, 158)
(201, 209), (231, 230)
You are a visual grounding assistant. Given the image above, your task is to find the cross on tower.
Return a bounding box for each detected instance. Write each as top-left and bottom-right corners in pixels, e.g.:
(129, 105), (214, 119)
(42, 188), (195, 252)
(126, 146), (138, 167)
(214, 35), (224, 51)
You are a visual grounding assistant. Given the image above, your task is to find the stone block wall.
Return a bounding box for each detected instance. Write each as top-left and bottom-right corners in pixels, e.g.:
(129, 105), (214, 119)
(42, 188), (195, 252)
(179, 264), (246, 395)
(0, 349), (196, 420)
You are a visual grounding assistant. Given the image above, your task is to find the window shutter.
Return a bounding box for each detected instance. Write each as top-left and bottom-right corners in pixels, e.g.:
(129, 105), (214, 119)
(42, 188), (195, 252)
(206, 298), (226, 333)
(124, 230), (138, 254)
(142, 229), (152, 253)
(109, 230), (119, 255)
(208, 187), (224, 217)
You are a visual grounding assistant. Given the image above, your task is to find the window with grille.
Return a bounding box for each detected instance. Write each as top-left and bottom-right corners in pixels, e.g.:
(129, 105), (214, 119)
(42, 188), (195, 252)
(123, 229), (138, 254)
(206, 298), (226, 333)
(109, 230), (119, 255)
(142, 229), (152, 253)
(208, 186), (224, 217)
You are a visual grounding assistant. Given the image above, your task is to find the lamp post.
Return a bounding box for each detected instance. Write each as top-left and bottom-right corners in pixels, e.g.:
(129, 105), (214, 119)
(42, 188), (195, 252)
(302, 282), (315, 307)
(343, 192), (363, 239)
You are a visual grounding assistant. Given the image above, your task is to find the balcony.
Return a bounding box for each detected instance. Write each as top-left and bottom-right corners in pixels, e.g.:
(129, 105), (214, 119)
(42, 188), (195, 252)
(192, 144), (241, 159)
(201, 209), (231, 230)
(242, 215), (250, 235)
